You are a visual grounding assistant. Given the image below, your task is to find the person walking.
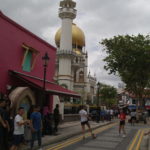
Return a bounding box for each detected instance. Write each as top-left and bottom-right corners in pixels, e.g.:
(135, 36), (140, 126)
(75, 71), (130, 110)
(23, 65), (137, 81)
(53, 104), (60, 134)
(10, 107), (28, 150)
(118, 109), (126, 137)
(30, 106), (42, 150)
(79, 105), (96, 139)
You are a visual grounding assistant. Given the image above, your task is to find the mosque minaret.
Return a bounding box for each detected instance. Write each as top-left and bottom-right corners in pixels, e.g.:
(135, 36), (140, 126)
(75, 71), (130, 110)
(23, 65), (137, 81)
(55, 0), (96, 104)
(57, 0), (77, 90)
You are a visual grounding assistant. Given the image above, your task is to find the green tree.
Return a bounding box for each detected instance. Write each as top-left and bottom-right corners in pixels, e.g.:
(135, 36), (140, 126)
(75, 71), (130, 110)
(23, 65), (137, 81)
(99, 84), (117, 107)
(101, 34), (150, 109)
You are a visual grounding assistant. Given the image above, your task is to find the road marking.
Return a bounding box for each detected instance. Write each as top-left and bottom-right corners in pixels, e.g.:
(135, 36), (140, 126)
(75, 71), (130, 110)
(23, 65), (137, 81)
(128, 129), (141, 150)
(47, 136), (82, 150)
(135, 129), (144, 150)
(128, 128), (148, 150)
(53, 138), (83, 150)
(47, 123), (117, 150)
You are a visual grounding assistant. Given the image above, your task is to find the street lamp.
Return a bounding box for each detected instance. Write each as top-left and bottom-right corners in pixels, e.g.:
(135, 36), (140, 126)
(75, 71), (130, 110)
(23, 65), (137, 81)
(42, 52), (50, 90)
(97, 82), (100, 122)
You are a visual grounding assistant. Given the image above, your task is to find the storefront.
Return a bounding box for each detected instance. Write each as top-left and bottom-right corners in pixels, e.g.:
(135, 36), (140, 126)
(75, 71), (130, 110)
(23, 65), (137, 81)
(0, 12), (80, 117)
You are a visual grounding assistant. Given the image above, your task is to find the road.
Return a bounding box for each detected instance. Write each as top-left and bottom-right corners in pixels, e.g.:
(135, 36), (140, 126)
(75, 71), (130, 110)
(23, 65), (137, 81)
(43, 122), (149, 150)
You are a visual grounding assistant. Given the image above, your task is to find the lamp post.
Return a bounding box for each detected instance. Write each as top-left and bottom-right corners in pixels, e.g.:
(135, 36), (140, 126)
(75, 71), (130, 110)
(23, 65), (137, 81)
(42, 52), (50, 90)
(97, 82), (100, 122)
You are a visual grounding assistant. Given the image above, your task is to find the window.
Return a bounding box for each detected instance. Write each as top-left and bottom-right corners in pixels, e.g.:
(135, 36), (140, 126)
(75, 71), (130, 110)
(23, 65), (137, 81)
(22, 50), (32, 72)
(22, 44), (39, 72)
(79, 71), (84, 82)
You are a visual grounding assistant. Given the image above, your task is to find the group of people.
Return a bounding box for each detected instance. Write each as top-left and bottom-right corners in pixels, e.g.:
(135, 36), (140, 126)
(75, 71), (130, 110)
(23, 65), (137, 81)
(2, 105), (42, 150)
(79, 106), (127, 138)
(0, 98), (60, 150)
(100, 108), (119, 121)
(91, 108), (119, 122)
(1, 96), (144, 150)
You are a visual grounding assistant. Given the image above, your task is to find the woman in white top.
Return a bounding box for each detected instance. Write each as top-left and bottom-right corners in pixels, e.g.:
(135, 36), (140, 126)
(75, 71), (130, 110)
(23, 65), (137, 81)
(79, 106), (96, 139)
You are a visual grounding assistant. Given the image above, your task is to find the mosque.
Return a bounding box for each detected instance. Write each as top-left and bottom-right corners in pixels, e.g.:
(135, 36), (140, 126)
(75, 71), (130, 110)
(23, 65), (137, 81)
(54, 0), (97, 105)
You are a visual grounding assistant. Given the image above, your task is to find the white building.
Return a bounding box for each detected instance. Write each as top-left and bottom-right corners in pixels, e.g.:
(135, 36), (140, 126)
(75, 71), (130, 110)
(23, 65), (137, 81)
(54, 0), (97, 104)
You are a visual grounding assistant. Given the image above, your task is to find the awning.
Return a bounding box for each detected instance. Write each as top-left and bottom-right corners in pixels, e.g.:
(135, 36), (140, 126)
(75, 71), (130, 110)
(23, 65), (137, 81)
(9, 70), (80, 98)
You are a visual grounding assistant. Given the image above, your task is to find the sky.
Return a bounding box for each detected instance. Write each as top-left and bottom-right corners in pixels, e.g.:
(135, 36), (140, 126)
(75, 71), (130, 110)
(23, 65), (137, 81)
(1, 0), (150, 88)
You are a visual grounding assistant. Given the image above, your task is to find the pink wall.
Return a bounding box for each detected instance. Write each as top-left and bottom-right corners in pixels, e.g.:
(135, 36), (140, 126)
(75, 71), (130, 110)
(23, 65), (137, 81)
(0, 12), (56, 94)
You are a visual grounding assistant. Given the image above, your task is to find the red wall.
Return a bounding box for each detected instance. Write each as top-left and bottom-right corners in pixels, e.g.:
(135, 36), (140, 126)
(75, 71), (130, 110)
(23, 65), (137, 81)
(0, 12), (56, 94)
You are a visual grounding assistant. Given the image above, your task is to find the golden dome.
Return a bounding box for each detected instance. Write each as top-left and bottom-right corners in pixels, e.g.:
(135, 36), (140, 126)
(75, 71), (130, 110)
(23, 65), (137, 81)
(55, 23), (85, 47)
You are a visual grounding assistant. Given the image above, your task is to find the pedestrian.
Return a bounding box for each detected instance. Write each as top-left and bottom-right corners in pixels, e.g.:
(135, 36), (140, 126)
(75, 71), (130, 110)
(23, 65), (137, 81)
(4, 99), (13, 147)
(53, 104), (60, 134)
(30, 105), (42, 150)
(100, 109), (105, 122)
(118, 109), (126, 137)
(27, 105), (34, 120)
(79, 105), (96, 139)
(0, 98), (10, 150)
(43, 106), (51, 135)
(110, 109), (114, 119)
(10, 107), (29, 150)
(114, 109), (119, 118)
(130, 110), (136, 126)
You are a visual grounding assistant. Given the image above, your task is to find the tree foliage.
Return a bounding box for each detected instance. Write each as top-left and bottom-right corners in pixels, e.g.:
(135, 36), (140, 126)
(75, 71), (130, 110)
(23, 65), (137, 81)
(99, 84), (117, 107)
(101, 34), (150, 107)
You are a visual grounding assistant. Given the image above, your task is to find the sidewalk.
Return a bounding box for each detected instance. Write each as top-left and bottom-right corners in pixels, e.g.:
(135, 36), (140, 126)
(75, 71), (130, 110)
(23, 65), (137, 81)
(23, 120), (112, 150)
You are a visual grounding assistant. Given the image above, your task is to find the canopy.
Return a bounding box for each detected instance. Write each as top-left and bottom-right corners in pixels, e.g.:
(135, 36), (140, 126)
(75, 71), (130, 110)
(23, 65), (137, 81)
(9, 70), (80, 98)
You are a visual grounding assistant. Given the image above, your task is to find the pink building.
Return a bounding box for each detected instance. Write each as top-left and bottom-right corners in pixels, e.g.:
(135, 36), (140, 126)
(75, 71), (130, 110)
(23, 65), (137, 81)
(0, 11), (79, 116)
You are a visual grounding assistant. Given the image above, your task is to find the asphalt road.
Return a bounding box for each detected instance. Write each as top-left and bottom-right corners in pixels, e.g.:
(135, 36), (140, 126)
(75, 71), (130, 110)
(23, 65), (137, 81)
(44, 122), (149, 150)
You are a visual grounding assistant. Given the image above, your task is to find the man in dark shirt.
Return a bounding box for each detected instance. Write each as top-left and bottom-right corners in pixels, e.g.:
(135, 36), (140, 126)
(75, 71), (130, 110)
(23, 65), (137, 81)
(30, 106), (42, 150)
(0, 98), (9, 150)
(54, 104), (60, 133)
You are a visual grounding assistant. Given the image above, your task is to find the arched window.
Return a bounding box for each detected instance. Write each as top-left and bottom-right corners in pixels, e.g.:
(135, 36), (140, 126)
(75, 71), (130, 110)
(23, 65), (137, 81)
(79, 71), (84, 82)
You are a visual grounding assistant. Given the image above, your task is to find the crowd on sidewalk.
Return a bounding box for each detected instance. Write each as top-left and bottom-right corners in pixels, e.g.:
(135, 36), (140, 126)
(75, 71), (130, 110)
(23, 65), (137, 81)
(0, 98), (60, 150)
(0, 96), (118, 150)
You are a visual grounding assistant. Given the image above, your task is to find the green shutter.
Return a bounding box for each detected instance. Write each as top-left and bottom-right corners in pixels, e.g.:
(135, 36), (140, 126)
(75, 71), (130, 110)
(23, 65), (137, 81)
(23, 51), (32, 72)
